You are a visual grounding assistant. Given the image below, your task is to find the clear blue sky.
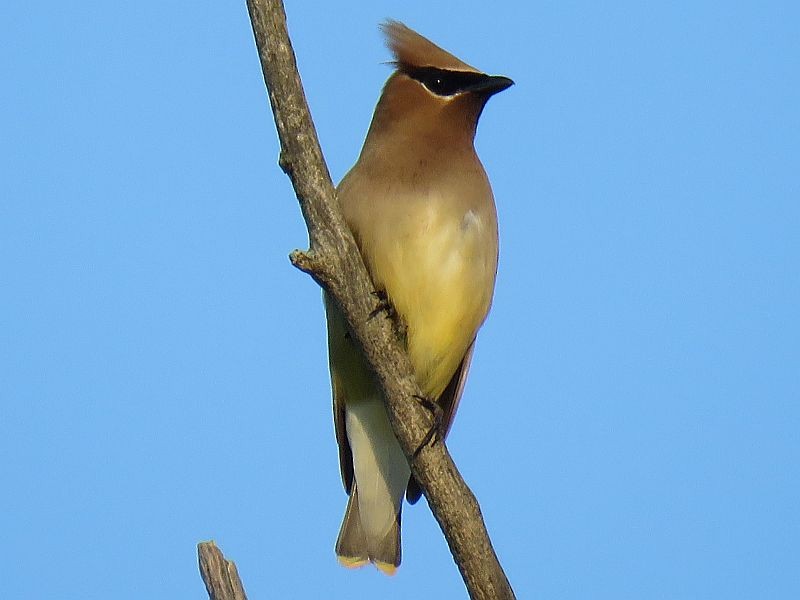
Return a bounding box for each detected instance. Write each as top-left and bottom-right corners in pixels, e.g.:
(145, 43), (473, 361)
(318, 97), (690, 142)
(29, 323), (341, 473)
(2, 1), (798, 598)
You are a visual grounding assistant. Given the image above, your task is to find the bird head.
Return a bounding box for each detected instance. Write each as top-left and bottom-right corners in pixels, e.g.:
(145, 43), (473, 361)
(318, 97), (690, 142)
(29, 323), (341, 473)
(369, 20), (513, 143)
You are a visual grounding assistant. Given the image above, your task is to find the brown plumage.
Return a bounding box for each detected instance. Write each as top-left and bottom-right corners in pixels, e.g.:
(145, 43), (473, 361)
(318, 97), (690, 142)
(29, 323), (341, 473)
(325, 19), (512, 574)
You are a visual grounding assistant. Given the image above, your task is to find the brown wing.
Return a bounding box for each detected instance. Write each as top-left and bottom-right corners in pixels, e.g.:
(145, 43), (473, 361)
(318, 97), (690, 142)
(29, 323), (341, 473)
(406, 340), (476, 504)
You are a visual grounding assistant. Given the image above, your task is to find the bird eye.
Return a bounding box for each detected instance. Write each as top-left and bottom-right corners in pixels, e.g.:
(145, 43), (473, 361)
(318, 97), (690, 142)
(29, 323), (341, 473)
(424, 77), (450, 95)
(418, 69), (457, 95)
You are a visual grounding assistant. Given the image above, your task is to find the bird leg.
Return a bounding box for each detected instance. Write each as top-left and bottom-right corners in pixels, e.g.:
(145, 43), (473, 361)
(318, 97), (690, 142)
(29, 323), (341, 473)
(411, 394), (443, 458)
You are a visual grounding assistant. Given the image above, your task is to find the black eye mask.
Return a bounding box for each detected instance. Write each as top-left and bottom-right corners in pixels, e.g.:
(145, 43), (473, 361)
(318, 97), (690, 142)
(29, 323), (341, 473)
(404, 66), (492, 97)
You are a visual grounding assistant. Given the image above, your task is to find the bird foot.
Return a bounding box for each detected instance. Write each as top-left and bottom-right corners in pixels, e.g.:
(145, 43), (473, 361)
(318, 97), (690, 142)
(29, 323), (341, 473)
(368, 290), (395, 321)
(412, 394), (443, 458)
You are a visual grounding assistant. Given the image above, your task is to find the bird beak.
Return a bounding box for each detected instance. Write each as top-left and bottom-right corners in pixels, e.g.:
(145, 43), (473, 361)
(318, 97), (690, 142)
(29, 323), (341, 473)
(465, 74), (514, 96)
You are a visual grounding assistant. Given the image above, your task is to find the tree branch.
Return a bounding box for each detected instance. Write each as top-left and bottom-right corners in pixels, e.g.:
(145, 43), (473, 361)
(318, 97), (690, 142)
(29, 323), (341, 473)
(243, 1), (515, 598)
(198, 541), (248, 600)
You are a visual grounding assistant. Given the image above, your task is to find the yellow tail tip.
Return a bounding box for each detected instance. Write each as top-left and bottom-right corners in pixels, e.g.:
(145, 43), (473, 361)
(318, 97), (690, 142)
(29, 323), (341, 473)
(337, 555), (369, 570)
(374, 561), (398, 576)
(337, 556), (398, 576)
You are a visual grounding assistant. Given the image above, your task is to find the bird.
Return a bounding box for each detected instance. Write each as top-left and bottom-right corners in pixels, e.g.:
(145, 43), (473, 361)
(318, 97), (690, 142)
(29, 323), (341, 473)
(324, 20), (512, 575)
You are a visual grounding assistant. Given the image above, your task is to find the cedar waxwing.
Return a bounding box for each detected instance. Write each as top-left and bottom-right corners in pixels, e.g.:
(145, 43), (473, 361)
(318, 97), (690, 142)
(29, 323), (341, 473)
(325, 20), (512, 574)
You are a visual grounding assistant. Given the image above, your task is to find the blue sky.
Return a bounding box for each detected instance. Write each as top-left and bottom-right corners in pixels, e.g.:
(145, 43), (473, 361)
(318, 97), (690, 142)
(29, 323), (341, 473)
(2, 1), (798, 598)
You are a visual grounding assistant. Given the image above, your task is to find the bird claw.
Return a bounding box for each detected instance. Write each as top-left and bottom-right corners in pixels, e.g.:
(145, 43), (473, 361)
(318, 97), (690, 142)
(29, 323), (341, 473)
(368, 290), (395, 321)
(412, 394), (443, 458)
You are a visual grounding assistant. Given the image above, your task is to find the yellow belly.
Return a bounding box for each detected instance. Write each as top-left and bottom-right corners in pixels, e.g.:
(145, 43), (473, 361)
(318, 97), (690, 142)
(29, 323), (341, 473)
(365, 203), (496, 399)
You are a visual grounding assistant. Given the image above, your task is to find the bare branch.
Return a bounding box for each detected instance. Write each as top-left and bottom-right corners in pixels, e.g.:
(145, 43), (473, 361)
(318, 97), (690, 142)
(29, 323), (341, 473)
(243, 1), (515, 598)
(198, 541), (248, 600)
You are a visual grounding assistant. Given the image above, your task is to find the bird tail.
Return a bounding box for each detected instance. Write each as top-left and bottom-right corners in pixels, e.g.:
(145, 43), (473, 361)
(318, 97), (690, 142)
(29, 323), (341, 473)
(335, 483), (402, 575)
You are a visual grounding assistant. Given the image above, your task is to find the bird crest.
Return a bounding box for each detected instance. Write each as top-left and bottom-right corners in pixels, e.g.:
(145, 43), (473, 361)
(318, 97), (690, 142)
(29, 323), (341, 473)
(381, 20), (479, 73)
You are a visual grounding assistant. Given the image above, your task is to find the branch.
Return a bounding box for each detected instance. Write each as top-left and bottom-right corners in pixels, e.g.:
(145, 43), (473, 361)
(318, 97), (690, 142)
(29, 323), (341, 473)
(198, 541), (248, 600)
(244, 2), (515, 598)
